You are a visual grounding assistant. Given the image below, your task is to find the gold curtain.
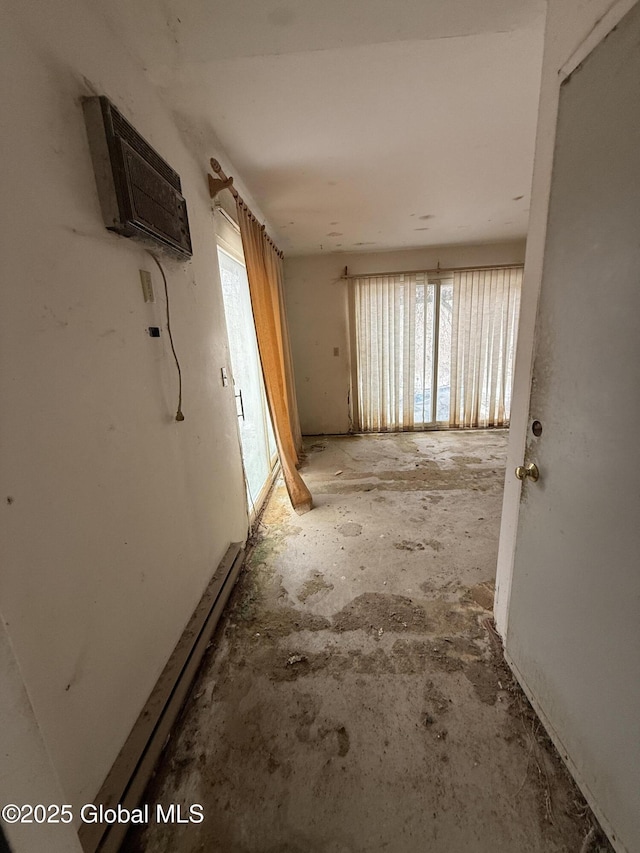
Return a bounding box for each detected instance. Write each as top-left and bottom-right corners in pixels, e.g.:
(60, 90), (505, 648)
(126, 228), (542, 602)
(236, 201), (312, 514)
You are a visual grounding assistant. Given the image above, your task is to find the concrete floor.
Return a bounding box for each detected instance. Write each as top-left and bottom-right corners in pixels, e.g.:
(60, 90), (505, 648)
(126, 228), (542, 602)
(127, 431), (608, 853)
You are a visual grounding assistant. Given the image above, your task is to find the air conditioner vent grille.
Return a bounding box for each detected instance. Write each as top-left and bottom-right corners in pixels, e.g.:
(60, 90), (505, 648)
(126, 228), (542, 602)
(83, 96), (192, 258)
(124, 147), (189, 246)
(110, 107), (181, 192)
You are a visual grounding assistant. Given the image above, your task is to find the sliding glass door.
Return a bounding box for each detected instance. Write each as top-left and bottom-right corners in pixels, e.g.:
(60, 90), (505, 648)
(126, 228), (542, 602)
(413, 279), (453, 427)
(351, 267), (521, 432)
(217, 246), (277, 512)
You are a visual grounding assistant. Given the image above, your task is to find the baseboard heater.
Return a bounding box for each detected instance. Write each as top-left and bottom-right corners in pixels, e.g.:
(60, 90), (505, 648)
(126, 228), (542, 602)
(79, 543), (245, 853)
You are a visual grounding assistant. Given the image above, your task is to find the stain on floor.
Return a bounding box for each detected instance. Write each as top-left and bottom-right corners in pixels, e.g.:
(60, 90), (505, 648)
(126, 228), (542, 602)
(297, 570), (334, 603)
(125, 431), (612, 853)
(337, 522), (363, 537)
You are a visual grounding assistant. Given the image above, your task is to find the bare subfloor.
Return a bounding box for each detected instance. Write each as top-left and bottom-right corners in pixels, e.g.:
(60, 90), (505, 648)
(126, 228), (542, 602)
(126, 431), (609, 853)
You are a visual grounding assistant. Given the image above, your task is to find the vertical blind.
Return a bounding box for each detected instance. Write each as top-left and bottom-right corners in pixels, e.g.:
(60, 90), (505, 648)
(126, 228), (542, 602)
(450, 267), (521, 429)
(350, 274), (416, 432)
(351, 266), (522, 432)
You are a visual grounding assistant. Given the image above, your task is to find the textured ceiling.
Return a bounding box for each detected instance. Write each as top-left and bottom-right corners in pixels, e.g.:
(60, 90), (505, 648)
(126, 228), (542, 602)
(96, 0), (546, 255)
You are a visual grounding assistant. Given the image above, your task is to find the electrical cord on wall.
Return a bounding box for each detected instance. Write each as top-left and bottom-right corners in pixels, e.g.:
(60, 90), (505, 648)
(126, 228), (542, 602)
(146, 251), (185, 422)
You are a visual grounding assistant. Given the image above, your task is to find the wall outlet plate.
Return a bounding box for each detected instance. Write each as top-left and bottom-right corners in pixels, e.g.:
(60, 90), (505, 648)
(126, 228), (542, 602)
(139, 269), (155, 303)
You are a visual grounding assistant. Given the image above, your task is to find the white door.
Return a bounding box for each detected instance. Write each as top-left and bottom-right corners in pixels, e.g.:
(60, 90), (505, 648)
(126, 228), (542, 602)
(505, 6), (640, 852)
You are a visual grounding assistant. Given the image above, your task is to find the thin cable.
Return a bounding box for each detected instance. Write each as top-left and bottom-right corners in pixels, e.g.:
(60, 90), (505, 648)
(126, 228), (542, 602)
(146, 251), (184, 422)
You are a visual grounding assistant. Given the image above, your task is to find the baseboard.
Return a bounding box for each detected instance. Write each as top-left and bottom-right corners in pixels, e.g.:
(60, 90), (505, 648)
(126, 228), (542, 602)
(79, 542), (244, 853)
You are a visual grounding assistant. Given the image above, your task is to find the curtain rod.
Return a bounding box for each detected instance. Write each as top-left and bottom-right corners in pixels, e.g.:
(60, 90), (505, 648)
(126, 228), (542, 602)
(207, 158), (283, 259)
(340, 262), (523, 280)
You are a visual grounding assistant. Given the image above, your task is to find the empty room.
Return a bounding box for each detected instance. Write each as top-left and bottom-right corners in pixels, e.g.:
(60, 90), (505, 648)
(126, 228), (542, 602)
(1, 2), (638, 853)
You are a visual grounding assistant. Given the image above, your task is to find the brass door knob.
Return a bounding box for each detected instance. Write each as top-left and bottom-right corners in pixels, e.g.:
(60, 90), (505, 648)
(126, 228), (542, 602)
(515, 462), (539, 482)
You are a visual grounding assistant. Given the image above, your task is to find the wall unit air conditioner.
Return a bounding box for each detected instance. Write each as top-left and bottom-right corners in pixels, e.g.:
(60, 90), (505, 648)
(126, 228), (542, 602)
(83, 96), (192, 258)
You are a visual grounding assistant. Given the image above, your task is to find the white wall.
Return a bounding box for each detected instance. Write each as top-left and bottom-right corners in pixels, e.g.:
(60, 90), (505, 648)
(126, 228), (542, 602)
(494, 0), (639, 635)
(0, 616), (83, 852)
(285, 242), (525, 435)
(0, 0), (264, 819)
